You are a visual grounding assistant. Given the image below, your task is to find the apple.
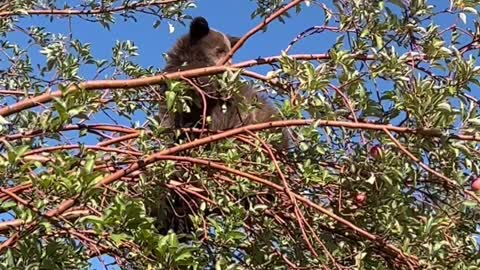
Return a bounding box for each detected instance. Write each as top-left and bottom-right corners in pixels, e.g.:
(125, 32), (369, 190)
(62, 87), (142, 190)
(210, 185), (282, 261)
(472, 178), (480, 191)
(370, 145), (383, 159)
(355, 192), (367, 206)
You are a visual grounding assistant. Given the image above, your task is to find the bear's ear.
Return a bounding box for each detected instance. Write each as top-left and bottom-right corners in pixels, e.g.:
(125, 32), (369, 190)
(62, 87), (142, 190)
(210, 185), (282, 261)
(190, 17), (210, 41)
(228, 35), (241, 47)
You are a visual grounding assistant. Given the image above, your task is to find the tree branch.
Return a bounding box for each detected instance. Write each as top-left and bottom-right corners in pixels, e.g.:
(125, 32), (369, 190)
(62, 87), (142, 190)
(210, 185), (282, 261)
(219, 0), (306, 65)
(0, 0), (184, 18)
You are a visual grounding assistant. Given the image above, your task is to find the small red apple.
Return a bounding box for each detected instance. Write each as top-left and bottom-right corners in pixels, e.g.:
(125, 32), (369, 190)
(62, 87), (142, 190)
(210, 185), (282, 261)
(472, 178), (480, 191)
(354, 192), (367, 206)
(370, 145), (383, 159)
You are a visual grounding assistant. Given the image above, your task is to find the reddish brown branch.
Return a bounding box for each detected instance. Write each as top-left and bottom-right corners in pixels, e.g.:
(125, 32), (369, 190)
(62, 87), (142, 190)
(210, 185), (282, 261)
(0, 90), (33, 96)
(0, 0), (183, 17)
(97, 133), (139, 147)
(0, 210), (89, 252)
(246, 130), (319, 257)
(0, 53), (374, 117)
(0, 188), (36, 211)
(0, 183), (32, 201)
(220, 0), (306, 64)
(2, 124), (138, 141)
(25, 145), (141, 157)
(11, 119), (480, 165)
(182, 77), (208, 137)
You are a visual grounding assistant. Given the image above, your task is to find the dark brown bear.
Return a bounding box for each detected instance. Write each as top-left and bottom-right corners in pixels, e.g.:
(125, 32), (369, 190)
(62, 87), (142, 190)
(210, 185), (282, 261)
(149, 17), (289, 237)
(160, 16), (288, 149)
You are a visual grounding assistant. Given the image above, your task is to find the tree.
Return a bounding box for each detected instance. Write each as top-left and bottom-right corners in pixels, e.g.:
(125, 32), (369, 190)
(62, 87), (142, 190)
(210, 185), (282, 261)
(1, 0), (480, 269)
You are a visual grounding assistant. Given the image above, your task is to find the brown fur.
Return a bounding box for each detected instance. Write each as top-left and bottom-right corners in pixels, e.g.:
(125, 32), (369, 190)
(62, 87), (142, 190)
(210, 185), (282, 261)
(160, 17), (288, 149)
(149, 17), (289, 236)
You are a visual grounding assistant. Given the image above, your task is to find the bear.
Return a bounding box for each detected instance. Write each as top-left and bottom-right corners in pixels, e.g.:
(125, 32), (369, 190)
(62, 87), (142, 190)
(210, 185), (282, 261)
(148, 16), (289, 237)
(159, 16), (288, 149)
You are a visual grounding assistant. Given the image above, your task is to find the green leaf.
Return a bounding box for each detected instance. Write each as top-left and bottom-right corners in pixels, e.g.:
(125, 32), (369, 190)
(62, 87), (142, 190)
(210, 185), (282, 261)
(84, 155), (95, 174)
(166, 90), (177, 111)
(111, 233), (130, 247)
(0, 115), (10, 124)
(0, 201), (17, 210)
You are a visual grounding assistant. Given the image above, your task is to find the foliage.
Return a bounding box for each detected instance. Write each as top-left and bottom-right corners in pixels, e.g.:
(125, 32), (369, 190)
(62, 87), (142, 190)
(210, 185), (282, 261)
(1, 0), (480, 269)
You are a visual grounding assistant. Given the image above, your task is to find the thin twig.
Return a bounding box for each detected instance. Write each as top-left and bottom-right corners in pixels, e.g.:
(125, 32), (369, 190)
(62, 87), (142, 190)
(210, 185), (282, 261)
(219, 0), (306, 65)
(182, 77), (209, 137)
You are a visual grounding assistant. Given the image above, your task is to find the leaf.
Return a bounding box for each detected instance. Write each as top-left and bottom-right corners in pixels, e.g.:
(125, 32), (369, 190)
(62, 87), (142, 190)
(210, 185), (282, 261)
(78, 215), (105, 228)
(437, 102), (452, 113)
(253, 204), (268, 212)
(0, 201), (17, 210)
(200, 202), (206, 212)
(463, 7), (478, 14)
(111, 233), (130, 247)
(9, 145), (31, 162)
(175, 248), (193, 264)
(0, 115), (10, 125)
(84, 155), (95, 174)
(226, 231), (246, 242)
(366, 173), (376, 185)
(158, 234), (169, 254)
(459, 13), (467, 24)
(375, 34), (383, 49)
(166, 91), (177, 111)
(168, 22), (175, 34)
(15, 8), (29, 15)
(467, 118), (480, 127)
(39, 221), (53, 234)
(167, 232), (179, 248)
(462, 200), (477, 208)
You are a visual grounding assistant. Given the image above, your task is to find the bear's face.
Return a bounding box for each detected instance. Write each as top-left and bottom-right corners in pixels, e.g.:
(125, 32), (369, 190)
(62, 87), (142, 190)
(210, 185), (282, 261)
(164, 17), (240, 71)
(188, 16), (240, 66)
(190, 29), (234, 65)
